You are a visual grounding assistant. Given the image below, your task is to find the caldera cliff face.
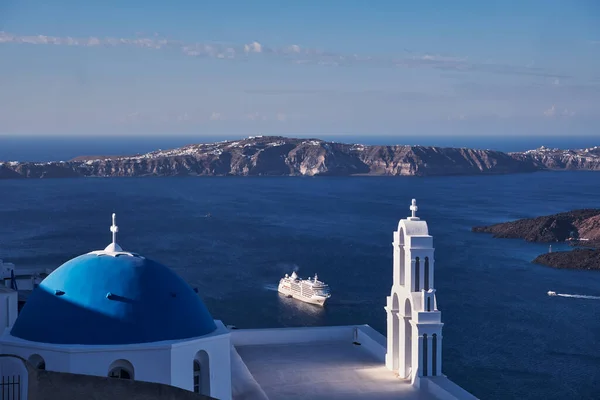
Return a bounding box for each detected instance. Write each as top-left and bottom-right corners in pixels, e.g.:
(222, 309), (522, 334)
(2, 136), (599, 179)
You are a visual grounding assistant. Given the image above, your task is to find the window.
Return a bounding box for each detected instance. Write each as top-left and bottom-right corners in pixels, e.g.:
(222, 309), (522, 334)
(193, 360), (201, 393)
(193, 350), (210, 395)
(422, 333), (428, 376)
(432, 333), (438, 376)
(107, 359), (134, 380)
(414, 257), (420, 292)
(424, 257), (430, 290)
(28, 354), (46, 370)
(109, 367), (131, 380)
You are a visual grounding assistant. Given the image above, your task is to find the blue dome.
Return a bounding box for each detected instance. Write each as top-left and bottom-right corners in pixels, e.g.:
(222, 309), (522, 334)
(11, 253), (217, 345)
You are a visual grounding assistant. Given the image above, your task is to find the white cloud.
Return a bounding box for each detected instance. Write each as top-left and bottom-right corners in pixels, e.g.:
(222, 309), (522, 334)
(447, 114), (467, 121)
(119, 110), (290, 124)
(182, 48), (201, 56)
(125, 112), (141, 121)
(244, 41), (262, 53)
(317, 60), (339, 67)
(561, 108), (575, 117)
(543, 105), (575, 117)
(242, 112), (288, 122)
(0, 31), (174, 50)
(543, 105), (556, 117)
(246, 112), (268, 121)
(209, 112), (223, 121)
(0, 30), (569, 78)
(417, 54), (467, 63)
(87, 37), (101, 46)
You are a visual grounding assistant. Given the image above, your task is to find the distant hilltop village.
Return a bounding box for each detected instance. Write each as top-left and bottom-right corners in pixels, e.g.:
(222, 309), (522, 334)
(1, 136), (599, 179)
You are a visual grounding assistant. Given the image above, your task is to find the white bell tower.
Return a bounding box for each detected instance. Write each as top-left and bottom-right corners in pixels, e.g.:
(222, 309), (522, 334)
(385, 199), (443, 385)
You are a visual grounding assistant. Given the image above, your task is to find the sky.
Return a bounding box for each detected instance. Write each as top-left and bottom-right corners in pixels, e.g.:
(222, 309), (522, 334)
(0, 0), (599, 137)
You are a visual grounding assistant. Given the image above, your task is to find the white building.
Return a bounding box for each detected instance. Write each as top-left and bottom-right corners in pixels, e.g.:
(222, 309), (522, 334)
(0, 214), (231, 399)
(0, 201), (478, 400)
(1, 259), (52, 292)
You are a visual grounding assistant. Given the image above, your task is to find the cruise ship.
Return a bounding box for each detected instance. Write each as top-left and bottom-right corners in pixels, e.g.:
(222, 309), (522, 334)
(278, 272), (331, 306)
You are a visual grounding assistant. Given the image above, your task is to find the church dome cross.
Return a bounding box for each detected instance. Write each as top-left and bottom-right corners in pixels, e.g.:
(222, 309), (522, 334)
(110, 213), (119, 244)
(104, 213), (124, 253)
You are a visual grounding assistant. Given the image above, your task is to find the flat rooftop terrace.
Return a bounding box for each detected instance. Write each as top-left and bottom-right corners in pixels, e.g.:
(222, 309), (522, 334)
(235, 341), (428, 400)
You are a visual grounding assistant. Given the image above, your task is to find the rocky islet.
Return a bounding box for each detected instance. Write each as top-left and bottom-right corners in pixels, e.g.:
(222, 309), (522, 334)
(473, 209), (600, 270)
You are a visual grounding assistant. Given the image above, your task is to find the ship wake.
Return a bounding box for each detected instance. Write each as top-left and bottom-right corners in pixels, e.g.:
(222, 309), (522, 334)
(550, 292), (600, 300)
(263, 284), (279, 292)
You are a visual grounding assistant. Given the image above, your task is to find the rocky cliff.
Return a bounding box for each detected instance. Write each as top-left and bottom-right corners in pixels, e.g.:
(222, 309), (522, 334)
(1, 136), (598, 179)
(472, 209), (600, 244)
(473, 209), (600, 270)
(532, 248), (600, 270)
(510, 146), (600, 171)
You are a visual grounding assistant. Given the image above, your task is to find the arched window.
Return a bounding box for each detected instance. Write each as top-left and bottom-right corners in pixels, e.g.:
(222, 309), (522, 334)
(389, 293), (400, 371)
(404, 299), (412, 377)
(28, 354), (45, 370)
(108, 359), (134, 380)
(432, 333), (438, 376)
(193, 360), (201, 393)
(426, 297), (431, 312)
(424, 257), (430, 290)
(422, 333), (428, 376)
(399, 228), (406, 286)
(414, 257), (420, 292)
(109, 368), (131, 379)
(193, 350), (210, 395)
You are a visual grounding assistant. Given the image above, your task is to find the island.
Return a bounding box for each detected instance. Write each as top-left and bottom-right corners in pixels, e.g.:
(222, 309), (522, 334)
(472, 209), (600, 270)
(0, 136), (599, 179)
(532, 248), (600, 271)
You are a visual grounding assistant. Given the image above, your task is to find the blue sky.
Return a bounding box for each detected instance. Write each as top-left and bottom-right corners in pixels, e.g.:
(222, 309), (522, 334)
(0, 0), (599, 137)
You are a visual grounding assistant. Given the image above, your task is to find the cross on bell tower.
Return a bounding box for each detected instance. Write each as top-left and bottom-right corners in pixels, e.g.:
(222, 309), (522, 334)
(409, 199), (419, 220)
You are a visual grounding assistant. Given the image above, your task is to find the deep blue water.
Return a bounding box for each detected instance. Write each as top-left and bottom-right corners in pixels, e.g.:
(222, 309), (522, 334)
(1, 135), (598, 162)
(1, 172), (599, 399)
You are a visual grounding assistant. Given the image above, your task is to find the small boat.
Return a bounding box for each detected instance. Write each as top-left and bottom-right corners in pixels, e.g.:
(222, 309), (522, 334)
(547, 291), (557, 296)
(278, 272), (331, 306)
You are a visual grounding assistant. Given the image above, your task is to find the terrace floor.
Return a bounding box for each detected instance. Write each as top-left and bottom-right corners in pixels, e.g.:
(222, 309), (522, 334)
(235, 341), (432, 400)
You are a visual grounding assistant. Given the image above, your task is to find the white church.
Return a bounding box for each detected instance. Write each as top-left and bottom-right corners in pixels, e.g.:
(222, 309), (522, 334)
(0, 200), (477, 400)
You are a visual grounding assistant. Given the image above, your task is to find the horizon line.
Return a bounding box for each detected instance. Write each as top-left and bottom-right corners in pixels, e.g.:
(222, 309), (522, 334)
(1, 133), (599, 138)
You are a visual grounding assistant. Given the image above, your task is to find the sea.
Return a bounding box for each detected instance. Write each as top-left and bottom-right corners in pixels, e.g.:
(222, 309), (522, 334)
(1, 135), (599, 399)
